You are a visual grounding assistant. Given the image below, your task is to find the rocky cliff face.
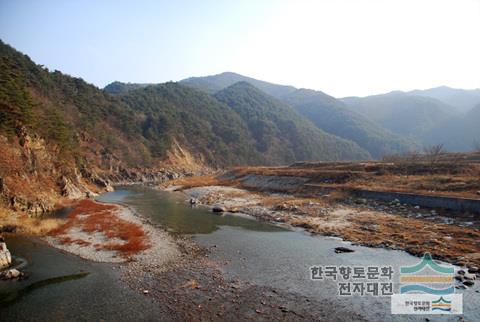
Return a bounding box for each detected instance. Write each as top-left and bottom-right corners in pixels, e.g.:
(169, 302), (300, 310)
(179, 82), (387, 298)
(0, 127), (187, 217)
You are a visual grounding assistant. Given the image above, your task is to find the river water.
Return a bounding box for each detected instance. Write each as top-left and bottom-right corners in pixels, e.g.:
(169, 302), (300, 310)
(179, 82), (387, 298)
(1, 185), (478, 321)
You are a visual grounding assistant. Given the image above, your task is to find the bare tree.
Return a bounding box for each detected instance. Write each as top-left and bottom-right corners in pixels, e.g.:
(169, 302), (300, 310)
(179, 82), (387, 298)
(423, 144), (445, 166)
(406, 150), (421, 163)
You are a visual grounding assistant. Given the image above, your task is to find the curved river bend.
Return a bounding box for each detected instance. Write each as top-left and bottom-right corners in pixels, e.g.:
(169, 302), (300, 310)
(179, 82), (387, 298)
(1, 185), (478, 321)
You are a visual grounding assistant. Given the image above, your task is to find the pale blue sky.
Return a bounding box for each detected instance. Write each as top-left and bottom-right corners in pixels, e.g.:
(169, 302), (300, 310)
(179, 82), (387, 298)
(1, 0), (479, 97)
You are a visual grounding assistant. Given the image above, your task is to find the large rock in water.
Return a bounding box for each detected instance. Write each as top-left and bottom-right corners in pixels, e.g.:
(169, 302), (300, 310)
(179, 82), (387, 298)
(0, 239), (12, 269)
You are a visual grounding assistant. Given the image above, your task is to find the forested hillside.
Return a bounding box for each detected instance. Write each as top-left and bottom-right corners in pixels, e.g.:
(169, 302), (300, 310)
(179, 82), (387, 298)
(0, 40), (150, 167)
(282, 89), (416, 159)
(103, 81), (150, 95)
(1, 40), (373, 214)
(214, 82), (370, 163)
(116, 83), (264, 167)
(182, 72), (417, 158)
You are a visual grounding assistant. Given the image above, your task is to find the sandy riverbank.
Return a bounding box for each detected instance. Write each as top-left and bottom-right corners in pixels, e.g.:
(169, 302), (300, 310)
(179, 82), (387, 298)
(45, 199), (181, 266)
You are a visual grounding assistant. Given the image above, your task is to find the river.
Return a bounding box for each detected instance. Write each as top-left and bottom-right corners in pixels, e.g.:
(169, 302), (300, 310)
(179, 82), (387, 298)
(1, 185), (478, 321)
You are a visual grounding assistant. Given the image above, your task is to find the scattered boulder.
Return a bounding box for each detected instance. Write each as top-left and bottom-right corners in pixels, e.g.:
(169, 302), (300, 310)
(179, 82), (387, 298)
(189, 198), (198, 205)
(334, 246), (355, 253)
(467, 266), (479, 274)
(463, 273), (476, 280)
(212, 206), (226, 213)
(457, 269), (466, 275)
(4, 268), (20, 279)
(0, 239), (12, 269)
(463, 280), (475, 287)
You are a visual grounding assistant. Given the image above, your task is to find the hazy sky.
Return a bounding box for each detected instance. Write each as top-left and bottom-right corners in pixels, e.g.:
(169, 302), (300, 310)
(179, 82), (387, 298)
(1, 0), (479, 97)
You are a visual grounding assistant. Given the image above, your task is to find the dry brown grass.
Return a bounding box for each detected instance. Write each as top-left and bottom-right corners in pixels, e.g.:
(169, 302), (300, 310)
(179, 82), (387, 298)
(168, 175), (238, 190)
(50, 199), (149, 257)
(230, 160), (480, 199)
(324, 211), (480, 266)
(0, 207), (64, 235)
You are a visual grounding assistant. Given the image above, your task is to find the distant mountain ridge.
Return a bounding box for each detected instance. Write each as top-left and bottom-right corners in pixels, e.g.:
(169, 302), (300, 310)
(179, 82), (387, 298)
(179, 72), (418, 158)
(103, 81), (150, 94)
(282, 89), (417, 158)
(180, 72), (297, 98)
(341, 89), (480, 152)
(341, 92), (453, 138)
(422, 103), (480, 151)
(106, 75), (479, 154)
(408, 86), (480, 114)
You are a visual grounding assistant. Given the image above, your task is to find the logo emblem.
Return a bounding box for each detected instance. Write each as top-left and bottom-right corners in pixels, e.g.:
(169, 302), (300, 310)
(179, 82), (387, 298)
(391, 253), (462, 314)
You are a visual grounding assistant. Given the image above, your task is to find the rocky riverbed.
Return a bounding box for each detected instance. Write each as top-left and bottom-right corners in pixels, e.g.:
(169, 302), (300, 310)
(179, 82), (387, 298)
(182, 185), (480, 273)
(2, 185), (479, 321)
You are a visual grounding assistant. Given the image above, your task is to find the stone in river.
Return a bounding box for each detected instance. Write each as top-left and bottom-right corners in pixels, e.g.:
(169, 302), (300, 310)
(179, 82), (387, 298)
(212, 206), (226, 213)
(334, 246), (355, 253)
(4, 268), (20, 279)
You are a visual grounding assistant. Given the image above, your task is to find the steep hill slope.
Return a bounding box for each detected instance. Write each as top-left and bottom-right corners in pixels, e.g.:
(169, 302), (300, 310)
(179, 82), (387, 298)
(282, 89), (417, 159)
(342, 92), (453, 139)
(0, 40), (156, 213)
(116, 82), (263, 167)
(214, 82), (370, 163)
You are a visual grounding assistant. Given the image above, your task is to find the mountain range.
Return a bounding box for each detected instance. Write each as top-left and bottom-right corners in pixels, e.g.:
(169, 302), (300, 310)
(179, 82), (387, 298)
(181, 72), (479, 153)
(3, 38), (478, 177)
(2, 39), (479, 212)
(342, 89), (480, 152)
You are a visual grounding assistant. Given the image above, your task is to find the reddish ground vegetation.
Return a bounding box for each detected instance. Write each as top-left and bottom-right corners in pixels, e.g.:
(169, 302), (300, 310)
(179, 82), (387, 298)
(50, 199), (149, 257)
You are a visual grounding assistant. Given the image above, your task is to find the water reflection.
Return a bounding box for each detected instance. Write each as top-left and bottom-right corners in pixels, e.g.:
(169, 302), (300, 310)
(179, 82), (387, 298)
(97, 185), (287, 234)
